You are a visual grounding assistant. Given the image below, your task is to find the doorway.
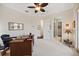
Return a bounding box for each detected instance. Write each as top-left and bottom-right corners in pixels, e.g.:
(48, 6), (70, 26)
(53, 17), (62, 42)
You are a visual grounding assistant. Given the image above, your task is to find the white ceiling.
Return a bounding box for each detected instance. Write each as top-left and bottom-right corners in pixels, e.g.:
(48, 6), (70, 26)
(1, 3), (76, 16)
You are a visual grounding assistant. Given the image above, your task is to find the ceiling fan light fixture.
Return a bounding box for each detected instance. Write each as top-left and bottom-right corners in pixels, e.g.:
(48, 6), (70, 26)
(27, 3), (48, 13)
(35, 6), (41, 11)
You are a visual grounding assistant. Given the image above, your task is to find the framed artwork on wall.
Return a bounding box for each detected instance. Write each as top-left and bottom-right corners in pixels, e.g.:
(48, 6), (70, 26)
(8, 22), (24, 30)
(73, 20), (75, 28)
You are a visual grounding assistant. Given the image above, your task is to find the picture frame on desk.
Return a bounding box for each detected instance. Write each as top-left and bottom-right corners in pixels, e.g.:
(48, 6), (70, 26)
(8, 22), (24, 30)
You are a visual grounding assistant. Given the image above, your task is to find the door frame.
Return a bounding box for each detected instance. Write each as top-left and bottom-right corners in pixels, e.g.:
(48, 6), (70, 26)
(75, 7), (79, 51)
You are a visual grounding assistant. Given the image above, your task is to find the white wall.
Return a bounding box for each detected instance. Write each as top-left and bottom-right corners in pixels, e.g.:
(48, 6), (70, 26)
(78, 9), (79, 49)
(0, 6), (31, 36)
(0, 5), (41, 45)
(44, 9), (75, 43)
(73, 4), (79, 49)
(0, 4), (77, 47)
(54, 9), (74, 42)
(0, 5), (54, 45)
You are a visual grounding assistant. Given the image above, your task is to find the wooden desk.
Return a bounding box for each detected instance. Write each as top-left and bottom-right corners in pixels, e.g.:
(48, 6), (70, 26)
(9, 39), (32, 56)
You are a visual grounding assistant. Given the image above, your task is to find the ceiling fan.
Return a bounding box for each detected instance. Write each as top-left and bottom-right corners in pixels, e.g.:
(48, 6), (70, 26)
(27, 3), (48, 13)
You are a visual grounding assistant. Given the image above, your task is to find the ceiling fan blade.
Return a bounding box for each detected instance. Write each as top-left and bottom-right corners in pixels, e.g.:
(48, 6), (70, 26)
(34, 3), (39, 6)
(27, 6), (35, 8)
(41, 3), (48, 7)
(35, 10), (38, 13)
(40, 9), (45, 12)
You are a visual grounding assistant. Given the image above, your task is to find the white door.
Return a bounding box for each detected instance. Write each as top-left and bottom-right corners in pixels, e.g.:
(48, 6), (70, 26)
(43, 19), (52, 41)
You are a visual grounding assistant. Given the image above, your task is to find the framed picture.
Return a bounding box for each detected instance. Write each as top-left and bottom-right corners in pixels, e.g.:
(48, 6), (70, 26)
(73, 20), (75, 28)
(8, 22), (24, 30)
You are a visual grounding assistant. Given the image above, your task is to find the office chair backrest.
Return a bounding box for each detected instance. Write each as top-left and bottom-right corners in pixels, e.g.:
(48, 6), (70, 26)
(1, 34), (10, 49)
